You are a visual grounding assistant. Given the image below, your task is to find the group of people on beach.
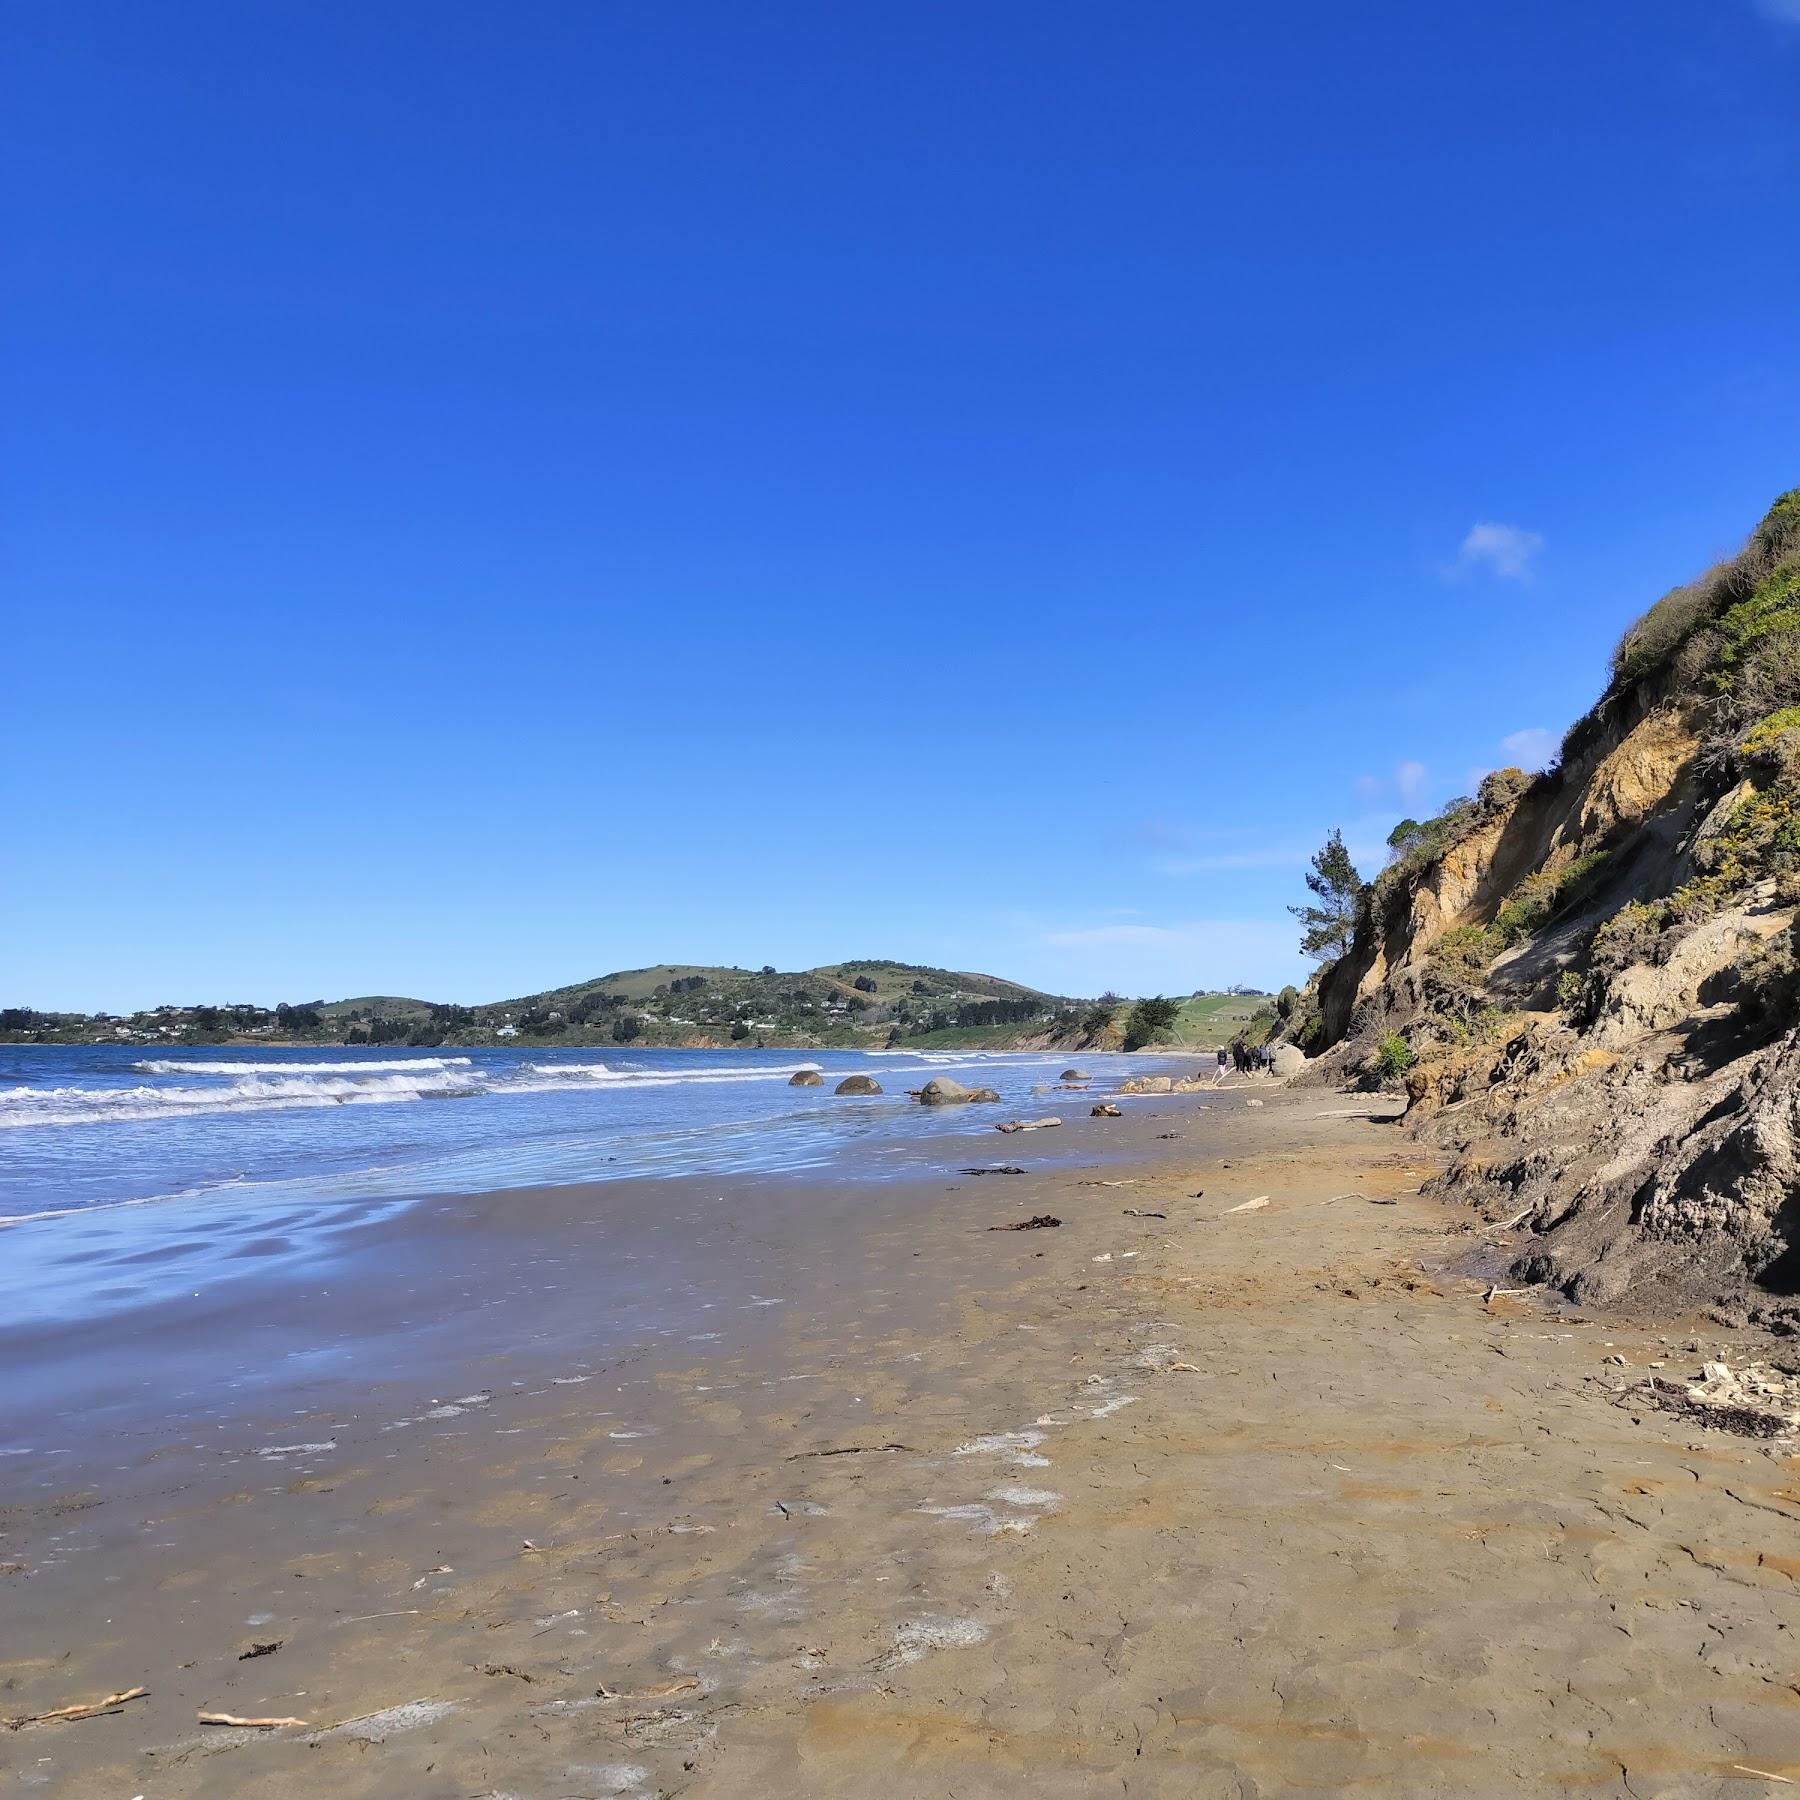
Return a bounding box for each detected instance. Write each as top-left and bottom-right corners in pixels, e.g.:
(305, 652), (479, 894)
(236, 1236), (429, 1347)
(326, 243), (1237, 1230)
(1219, 1041), (1275, 1078)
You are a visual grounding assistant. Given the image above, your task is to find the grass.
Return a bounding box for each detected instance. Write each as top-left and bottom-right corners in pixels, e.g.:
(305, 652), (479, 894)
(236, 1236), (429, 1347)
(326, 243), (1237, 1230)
(1160, 992), (1273, 1049)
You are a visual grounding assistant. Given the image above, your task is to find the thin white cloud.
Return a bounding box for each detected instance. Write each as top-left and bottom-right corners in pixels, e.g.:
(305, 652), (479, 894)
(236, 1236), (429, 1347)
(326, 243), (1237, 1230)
(1449, 522), (1544, 582)
(1357, 761), (1430, 812)
(1499, 726), (1557, 770)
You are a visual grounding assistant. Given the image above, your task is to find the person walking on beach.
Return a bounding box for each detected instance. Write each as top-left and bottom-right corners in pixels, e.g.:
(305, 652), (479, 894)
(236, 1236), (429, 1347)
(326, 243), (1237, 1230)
(1216, 1046), (1229, 1082)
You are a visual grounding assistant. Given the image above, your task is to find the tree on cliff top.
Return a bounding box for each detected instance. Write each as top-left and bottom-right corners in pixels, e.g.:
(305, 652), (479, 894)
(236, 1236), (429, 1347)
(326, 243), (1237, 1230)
(1291, 829), (1364, 962)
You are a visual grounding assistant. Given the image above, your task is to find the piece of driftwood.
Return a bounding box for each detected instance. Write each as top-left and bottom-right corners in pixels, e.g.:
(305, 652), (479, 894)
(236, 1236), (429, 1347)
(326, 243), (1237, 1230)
(995, 1117), (1062, 1134)
(959, 1165), (1025, 1176)
(1121, 1208), (1167, 1218)
(198, 1710), (310, 1729)
(1224, 1195), (1270, 1214)
(1090, 1103), (1122, 1117)
(238, 1640), (282, 1661)
(4, 1687), (148, 1730)
(987, 1215), (1061, 1231)
(784, 1442), (913, 1461)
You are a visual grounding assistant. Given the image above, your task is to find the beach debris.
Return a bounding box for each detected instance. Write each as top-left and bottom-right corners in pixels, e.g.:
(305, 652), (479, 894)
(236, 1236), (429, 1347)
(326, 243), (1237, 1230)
(1483, 1285), (1531, 1305)
(988, 1215), (1061, 1231)
(996, 1116), (1061, 1133)
(1224, 1195), (1271, 1214)
(4, 1687), (148, 1731)
(1616, 1362), (1800, 1438)
(521, 1538), (541, 1553)
(1121, 1208), (1167, 1218)
(237, 1640), (282, 1661)
(1246, 1098), (1264, 1107)
(959, 1165), (1025, 1176)
(1167, 1362), (1203, 1373)
(595, 1678), (700, 1702)
(198, 1710), (309, 1729)
(1487, 1199), (1541, 1232)
(1092, 1252), (1112, 1262)
(1081, 1177), (1135, 1187)
(1090, 1103), (1122, 1117)
(784, 1442), (913, 1460)
(1732, 1768), (1796, 1786)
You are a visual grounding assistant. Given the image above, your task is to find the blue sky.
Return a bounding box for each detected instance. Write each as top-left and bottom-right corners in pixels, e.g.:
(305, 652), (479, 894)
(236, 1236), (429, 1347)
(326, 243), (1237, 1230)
(6, 0), (1798, 1011)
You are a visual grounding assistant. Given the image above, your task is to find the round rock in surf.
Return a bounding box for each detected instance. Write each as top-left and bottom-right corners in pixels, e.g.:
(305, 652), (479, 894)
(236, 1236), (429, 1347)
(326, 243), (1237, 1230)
(835, 1074), (882, 1096)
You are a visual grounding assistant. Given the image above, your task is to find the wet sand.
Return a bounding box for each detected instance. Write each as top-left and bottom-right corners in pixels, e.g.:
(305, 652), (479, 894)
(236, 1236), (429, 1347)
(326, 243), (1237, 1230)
(8, 1085), (1800, 1796)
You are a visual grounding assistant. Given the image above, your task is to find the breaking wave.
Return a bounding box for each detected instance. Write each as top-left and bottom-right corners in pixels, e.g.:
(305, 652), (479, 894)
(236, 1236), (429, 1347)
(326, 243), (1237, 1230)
(0, 1070), (483, 1129)
(133, 1057), (475, 1075)
(0, 1057), (833, 1129)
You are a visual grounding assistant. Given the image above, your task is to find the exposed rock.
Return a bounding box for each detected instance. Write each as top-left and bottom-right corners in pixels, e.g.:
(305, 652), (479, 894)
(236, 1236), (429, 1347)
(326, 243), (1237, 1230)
(1091, 1103), (1122, 1117)
(834, 1074), (882, 1095)
(1270, 1042), (1306, 1077)
(788, 1070), (824, 1087)
(916, 1077), (999, 1105)
(1315, 489), (1800, 1313)
(1060, 1069), (1090, 1081)
(1118, 1075), (1173, 1095)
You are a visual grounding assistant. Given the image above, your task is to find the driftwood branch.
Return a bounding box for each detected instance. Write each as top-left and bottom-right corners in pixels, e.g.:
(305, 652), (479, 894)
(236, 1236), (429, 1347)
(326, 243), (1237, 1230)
(3, 1687), (148, 1731)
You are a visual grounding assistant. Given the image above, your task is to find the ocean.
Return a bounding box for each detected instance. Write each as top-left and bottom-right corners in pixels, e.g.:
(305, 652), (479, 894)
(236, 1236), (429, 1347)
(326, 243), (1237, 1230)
(0, 1042), (1094, 1220)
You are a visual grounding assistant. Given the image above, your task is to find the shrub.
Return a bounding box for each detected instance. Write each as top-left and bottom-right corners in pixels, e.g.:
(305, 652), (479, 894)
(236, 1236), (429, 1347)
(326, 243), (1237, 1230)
(1478, 766), (1534, 810)
(1491, 851), (1610, 944)
(1555, 969), (1584, 1014)
(1371, 1032), (1415, 1084)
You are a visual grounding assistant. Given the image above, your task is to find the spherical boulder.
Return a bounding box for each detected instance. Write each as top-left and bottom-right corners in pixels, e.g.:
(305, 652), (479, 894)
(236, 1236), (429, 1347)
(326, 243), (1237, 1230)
(1060, 1068), (1090, 1081)
(1271, 1042), (1306, 1077)
(835, 1074), (882, 1095)
(788, 1069), (824, 1087)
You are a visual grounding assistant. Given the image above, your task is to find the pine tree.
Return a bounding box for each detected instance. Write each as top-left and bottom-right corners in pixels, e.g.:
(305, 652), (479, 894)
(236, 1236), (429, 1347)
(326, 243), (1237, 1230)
(1290, 828), (1364, 962)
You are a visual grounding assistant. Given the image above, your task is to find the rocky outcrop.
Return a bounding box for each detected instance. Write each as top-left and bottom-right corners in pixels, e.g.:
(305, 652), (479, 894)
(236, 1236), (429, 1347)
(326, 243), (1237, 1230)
(1319, 489), (1800, 1313)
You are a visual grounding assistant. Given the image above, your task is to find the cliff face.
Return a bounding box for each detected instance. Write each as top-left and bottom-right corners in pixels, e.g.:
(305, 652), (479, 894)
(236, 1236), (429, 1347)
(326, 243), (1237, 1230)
(1315, 490), (1800, 1317)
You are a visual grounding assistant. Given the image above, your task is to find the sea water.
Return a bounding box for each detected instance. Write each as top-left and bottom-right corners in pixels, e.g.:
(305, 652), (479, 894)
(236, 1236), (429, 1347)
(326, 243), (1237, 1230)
(0, 1043), (1087, 1221)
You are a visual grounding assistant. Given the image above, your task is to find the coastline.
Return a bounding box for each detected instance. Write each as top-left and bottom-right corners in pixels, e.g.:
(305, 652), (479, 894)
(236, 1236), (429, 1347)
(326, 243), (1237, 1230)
(8, 1083), (1800, 1795)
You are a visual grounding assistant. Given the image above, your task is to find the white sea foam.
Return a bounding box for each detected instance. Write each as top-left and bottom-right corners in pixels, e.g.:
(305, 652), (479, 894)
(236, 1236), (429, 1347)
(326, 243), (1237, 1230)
(0, 1070), (481, 1129)
(133, 1057), (475, 1075)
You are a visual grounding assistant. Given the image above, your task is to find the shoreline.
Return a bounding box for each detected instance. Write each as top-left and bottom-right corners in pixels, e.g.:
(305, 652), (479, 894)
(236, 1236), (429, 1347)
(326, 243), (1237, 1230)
(9, 1085), (1800, 1794)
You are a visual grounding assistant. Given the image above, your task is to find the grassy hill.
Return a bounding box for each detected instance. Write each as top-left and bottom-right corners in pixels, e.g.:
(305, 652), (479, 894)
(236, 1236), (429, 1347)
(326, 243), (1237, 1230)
(1163, 991), (1276, 1048)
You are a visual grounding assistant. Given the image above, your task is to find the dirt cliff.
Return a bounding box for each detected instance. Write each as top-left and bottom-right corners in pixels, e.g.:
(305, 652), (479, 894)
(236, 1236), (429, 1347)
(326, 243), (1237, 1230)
(1313, 489), (1800, 1317)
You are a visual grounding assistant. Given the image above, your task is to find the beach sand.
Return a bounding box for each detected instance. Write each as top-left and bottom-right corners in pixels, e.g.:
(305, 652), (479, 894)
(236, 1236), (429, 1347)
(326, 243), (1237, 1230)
(7, 1084), (1800, 1796)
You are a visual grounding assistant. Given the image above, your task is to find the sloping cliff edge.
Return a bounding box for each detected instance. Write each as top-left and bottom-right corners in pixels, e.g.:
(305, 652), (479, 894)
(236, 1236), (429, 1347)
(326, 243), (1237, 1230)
(1311, 489), (1800, 1320)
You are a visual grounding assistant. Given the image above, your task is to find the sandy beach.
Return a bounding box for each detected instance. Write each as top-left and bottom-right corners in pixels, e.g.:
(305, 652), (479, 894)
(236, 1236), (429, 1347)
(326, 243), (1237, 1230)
(7, 1081), (1800, 1797)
